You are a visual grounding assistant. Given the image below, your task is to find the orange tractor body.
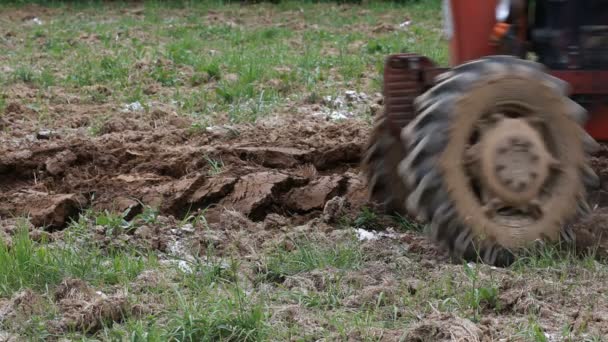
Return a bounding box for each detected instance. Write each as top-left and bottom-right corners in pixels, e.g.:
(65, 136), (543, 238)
(385, 0), (608, 141)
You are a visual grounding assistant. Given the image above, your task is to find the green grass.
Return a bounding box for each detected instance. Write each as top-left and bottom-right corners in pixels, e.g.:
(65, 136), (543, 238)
(0, 0), (446, 125)
(0, 222), (154, 296)
(259, 236), (363, 282)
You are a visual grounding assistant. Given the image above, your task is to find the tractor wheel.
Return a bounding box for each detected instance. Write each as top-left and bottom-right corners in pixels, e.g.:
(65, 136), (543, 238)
(399, 56), (600, 266)
(362, 113), (408, 215)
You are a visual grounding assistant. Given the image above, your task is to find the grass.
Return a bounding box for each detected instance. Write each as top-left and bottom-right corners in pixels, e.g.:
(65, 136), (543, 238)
(259, 236), (363, 282)
(0, 222), (153, 295)
(204, 155), (225, 175)
(0, 0), (446, 125)
(3, 209), (608, 340)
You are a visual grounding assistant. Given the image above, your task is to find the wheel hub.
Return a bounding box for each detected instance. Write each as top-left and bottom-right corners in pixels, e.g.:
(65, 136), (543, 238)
(479, 116), (554, 206)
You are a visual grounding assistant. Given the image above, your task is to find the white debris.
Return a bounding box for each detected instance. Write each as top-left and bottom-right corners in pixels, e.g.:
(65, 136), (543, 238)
(344, 90), (368, 103)
(177, 260), (193, 273)
(356, 228), (379, 241)
(32, 17), (43, 25)
(95, 291), (108, 299)
(314, 91), (372, 121)
(355, 228), (397, 241)
(326, 111), (350, 120)
(399, 20), (412, 28)
(180, 223), (195, 233)
(167, 239), (191, 259)
(544, 332), (559, 342)
(123, 101), (144, 112)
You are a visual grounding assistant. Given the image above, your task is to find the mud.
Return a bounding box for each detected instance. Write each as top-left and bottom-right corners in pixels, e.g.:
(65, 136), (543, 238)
(0, 114), (369, 230)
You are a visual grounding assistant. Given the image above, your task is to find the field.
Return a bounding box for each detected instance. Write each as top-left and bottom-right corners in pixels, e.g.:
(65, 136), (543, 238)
(1, 1), (608, 341)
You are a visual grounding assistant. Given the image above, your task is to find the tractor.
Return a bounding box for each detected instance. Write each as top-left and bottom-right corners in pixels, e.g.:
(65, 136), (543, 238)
(363, 0), (608, 265)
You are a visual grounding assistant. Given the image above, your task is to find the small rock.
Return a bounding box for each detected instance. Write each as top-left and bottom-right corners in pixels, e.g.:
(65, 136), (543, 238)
(36, 129), (54, 140)
(180, 223), (195, 233)
(123, 101), (144, 112)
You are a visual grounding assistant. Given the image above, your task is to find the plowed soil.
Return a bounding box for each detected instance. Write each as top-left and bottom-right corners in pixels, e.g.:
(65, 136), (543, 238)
(0, 111), (370, 230)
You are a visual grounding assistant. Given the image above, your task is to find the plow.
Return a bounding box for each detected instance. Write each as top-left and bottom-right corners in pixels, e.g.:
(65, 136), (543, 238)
(363, 0), (608, 265)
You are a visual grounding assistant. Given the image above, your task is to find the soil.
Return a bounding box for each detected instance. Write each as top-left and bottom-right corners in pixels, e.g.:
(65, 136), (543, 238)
(0, 111), (369, 231)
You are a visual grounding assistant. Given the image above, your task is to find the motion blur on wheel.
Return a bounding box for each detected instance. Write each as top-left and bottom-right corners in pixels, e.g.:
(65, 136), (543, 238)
(363, 0), (608, 265)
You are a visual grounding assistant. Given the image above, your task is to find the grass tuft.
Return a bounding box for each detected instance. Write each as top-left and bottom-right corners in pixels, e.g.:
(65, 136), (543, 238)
(260, 237), (362, 282)
(0, 222), (154, 296)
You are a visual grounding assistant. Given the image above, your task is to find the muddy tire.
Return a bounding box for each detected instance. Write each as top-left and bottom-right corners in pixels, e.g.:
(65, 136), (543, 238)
(399, 56), (600, 266)
(362, 113), (408, 215)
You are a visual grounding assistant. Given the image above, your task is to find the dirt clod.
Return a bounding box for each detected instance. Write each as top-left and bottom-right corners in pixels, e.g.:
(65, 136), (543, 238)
(220, 171), (305, 221)
(570, 207), (608, 258)
(404, 313), (483, 342)
(45, 150), (77, 176)
(29, 194), (87, 229)
(322, 196), (349, 223)
(234, 146), (311, 168)
(285, 175), (345, 212)
(52, 278), (131, 333)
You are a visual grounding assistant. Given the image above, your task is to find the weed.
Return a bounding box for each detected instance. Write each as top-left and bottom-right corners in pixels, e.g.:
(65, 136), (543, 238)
(392, 213), (425, 232)
(166, 292), (267, 342)
(204, 155), (225, 175)
(181, 209), (210, 229)
(516, 317), (548, 342)
(13, 66), (37, 84)
(0, 95), (6, 114)
(95, 210), (133, 236)
(294, 274), (350, 310)
(462, 262), (500, 322)
(136, 205), (160, 225)
(353, 207), (379, 229)
(510, 243), (598, 273)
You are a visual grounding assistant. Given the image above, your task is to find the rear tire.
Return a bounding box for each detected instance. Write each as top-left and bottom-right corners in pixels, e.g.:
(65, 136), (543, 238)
(399, 56), (599, 266)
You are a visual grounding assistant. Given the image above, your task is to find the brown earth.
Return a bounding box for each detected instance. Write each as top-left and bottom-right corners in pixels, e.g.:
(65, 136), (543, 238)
(4, 97), (608, 254)
(0, 108), (370, 231)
